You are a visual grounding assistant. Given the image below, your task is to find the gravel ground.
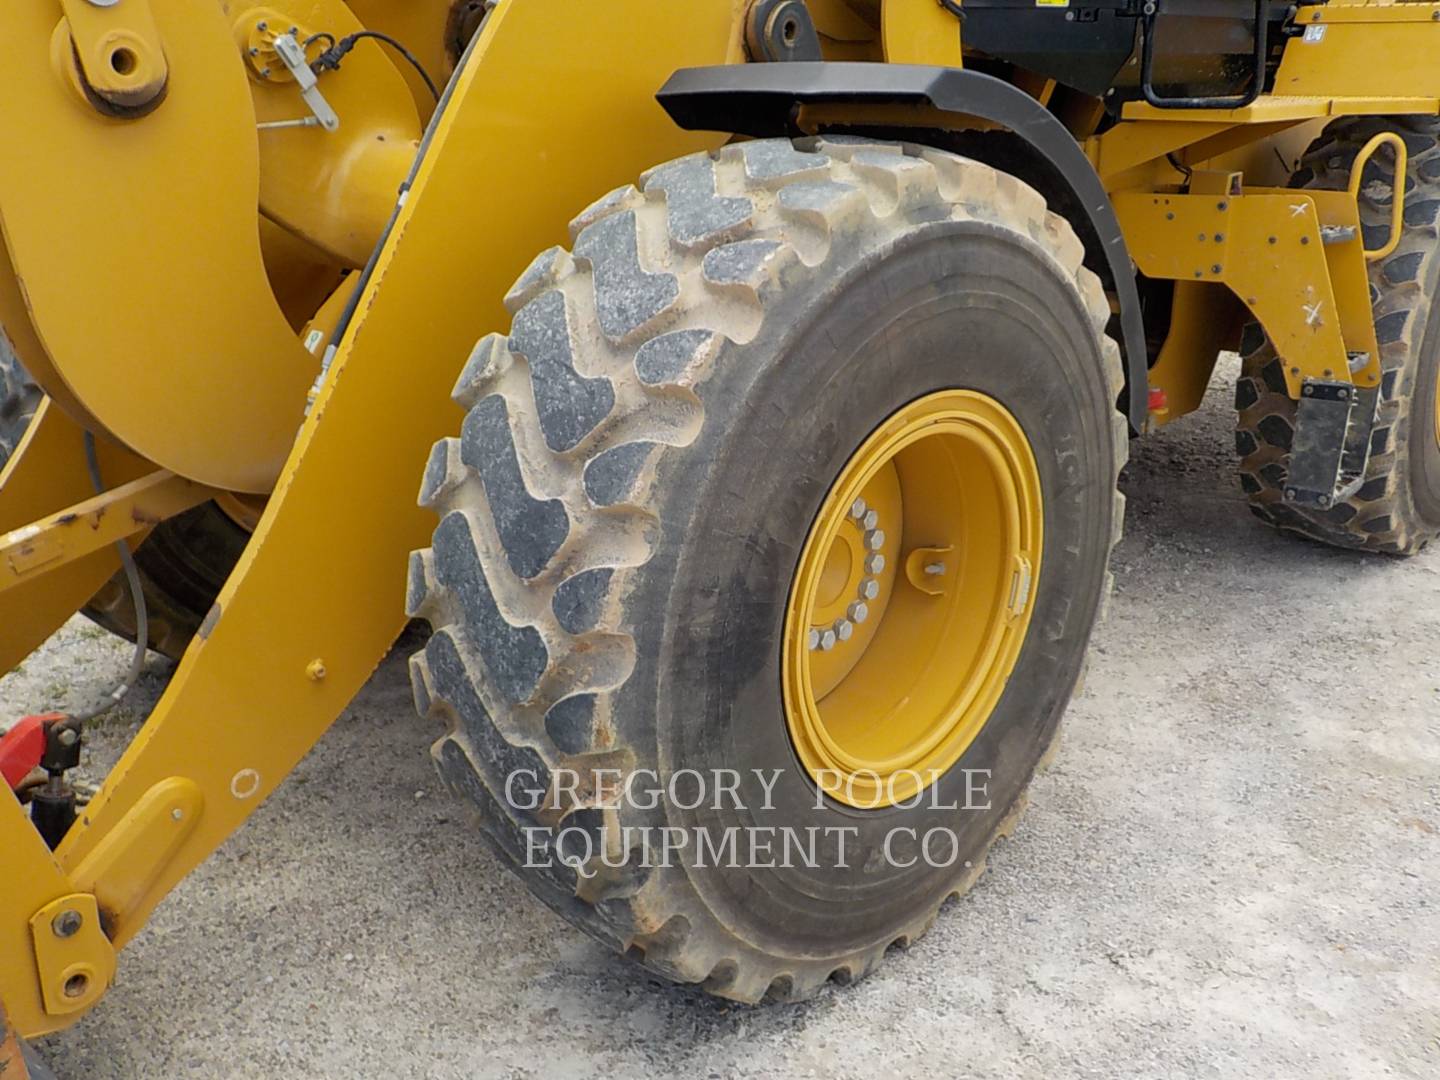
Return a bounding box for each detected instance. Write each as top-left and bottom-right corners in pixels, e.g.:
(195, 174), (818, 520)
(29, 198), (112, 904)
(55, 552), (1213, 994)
(6, 354), (1438, 1079)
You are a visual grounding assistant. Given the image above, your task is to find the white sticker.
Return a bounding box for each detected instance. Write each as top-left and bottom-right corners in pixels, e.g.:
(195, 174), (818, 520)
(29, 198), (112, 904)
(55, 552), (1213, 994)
(1303, 24), (1326, 42)
(303, 328), (325, 353)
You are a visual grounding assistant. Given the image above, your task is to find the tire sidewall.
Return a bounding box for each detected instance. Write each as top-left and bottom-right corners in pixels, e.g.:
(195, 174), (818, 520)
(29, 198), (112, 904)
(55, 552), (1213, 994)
(620, 218), (1115, 958)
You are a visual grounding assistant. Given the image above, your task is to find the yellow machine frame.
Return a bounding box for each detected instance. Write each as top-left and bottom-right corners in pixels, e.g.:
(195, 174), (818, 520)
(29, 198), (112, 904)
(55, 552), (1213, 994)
(1, 0), (1436, 1042)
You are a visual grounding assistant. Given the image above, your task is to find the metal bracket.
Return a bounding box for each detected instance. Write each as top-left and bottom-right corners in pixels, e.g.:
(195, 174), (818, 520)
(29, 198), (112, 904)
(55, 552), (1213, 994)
(58, 0), (169, 117)
(27, 894), (115, 1019)
(258, 32), (340, 132)
(1284, 379), (1381, 507)
(744, 0), (821, 63)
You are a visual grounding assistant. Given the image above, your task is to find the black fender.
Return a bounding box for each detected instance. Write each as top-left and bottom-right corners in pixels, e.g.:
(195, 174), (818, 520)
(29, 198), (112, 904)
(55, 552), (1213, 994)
(657, 62), (1147, 433)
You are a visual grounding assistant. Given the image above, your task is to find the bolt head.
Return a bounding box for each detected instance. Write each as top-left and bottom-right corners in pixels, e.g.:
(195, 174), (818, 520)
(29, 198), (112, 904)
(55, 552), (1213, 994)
(57, 727), (78, 747)
(849, 498), (867, 520)
(807, 628), (821, 651)
(924, 562), (947, 576)
(848, 601), (869, 623)
(819, 629), (837, 651)
(861, 579), (880, 601)
(52, 910), (82, 939)
(864, 529), (885, 551)
(861, 509), (878, 530)
(864, 553), (885, 575)
(834, 619), (854, 642)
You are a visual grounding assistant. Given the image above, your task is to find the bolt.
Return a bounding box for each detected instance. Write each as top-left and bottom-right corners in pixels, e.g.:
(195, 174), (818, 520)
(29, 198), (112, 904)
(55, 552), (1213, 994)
(849, 498), (867, 520)
(864, 529), (885, 551)
(1198, 232), (1207, 242)
(860, 579), (880, 601)
(57, 727), (78, 747)
(1303, 385), (1314, 396)
(306, 659), (327, 681)
(1218, 201), (1228, 211)
(1211, 264), (1222, 274)
(171, 807), (183, 821)
(1318, 495), (1331, 507)
(52, 910), (82, 939)
(848, 601), (869, 623)
(834, 619), (854, 642)
(1301, 236), (1310, 245)
(1269, 236), (1277, 244)
(1165, 211), (1175, 220)
(1214, 233), (1224, 242)
(819, 629), (837, 651)
(256, 20), (268, 31)
(861, 509), (879, 530)
(248, 46), (259, 56)
(864, 552), (885, 575)
(259, 66), (271, 77)
(924, 562), (947, 576)
(807, 628), (821, 651)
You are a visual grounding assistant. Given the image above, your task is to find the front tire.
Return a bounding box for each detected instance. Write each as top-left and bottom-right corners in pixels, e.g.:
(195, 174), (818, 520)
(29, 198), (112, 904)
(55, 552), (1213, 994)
(408, 138), (1126, 1001)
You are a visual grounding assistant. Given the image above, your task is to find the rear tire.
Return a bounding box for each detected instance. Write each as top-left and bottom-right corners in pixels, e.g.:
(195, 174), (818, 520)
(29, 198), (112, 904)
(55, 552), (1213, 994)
(408, 138), (1127, 1001)
(1236, 117), (1440, 553)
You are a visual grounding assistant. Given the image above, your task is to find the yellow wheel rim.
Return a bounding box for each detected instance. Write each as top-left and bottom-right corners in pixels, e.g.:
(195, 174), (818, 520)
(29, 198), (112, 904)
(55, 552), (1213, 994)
(782, 390), (1043, 809)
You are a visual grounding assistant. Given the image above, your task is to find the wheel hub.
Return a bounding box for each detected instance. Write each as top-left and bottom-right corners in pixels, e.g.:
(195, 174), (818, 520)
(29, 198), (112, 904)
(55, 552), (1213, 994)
(782, 390), (1043, 809)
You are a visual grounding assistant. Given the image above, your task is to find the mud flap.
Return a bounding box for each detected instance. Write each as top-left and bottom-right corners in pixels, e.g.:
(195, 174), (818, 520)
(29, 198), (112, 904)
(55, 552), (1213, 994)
(1284, 379), (1381, 509)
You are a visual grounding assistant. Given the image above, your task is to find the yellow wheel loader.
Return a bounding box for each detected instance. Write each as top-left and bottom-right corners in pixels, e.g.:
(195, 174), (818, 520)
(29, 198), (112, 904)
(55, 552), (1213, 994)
(1, 0), (1436, 1062)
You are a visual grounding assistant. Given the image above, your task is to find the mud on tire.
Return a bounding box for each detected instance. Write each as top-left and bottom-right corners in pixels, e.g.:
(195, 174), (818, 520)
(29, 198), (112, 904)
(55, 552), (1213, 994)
(408, 138), (1127, 1002)
(1236, 116), (1440, 553)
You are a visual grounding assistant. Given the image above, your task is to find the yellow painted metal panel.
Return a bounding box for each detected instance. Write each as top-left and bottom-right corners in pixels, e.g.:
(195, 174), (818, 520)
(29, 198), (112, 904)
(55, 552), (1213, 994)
(0, 0), (316, 493)
(42, 0), (745, 1012)
(882, 0), (963, 66)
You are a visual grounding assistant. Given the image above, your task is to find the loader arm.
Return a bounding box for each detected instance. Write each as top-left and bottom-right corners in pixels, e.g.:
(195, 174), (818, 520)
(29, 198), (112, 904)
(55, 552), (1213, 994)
(0, 0), (746, 1038)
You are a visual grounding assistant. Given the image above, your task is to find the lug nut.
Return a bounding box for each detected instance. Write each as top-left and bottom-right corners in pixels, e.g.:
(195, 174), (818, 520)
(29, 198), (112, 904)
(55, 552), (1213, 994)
(807, 628), (821, 651)
(864, 552), (885, 575)
(862, 509), (879, 530)
(864, 529), (885, 551)
(819, 629), (837, 651)
(849, 498), (867, 520)
(860, 579), (880, 601)
(848, 601), (869, 623)
(834, 618), (854, 642)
